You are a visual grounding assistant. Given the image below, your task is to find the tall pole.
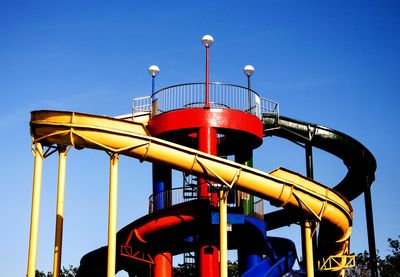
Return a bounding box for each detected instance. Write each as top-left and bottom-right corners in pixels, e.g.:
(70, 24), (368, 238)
(244, 65), (254, 113)
(247, 75), (251, 112)
(149, 65), (160, 117)
(107, 153), (119, 277)
(27, 143), (44, 277)
(305, 143), (314, 179)
(53, 146), (68, 277)
(364, 175), (378, 277)
(148, 65), (160, 100)
(303, 144), (315, 277)
(304, 220), (315, 277)
(205, 45), (210, 108)
(152, 75), (155, 97)
(305, 143), (318, 268)
(219, 190), (228, 277)
(202, 35), (214, 109)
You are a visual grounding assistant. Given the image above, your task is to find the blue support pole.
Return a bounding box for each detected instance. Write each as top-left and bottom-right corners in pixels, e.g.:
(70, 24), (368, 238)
(152, 165), (171, 211)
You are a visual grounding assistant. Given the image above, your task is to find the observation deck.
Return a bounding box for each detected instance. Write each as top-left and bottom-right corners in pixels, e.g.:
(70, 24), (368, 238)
(132, 82), (279, 155)
(133, 82), (279, 119)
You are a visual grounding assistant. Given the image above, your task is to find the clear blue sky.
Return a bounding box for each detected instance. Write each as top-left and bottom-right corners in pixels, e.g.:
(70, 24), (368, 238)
(1, 1), (399, 276)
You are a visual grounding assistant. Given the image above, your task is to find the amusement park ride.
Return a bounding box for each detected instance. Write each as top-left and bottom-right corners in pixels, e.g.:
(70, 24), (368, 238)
(27, 35), (377, 277)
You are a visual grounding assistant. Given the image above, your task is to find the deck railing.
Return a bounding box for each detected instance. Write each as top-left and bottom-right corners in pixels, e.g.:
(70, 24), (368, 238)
(132, 82), (279, 120)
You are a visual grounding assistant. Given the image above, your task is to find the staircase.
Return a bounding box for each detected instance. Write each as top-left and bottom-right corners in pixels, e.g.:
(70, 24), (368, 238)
(183, 173), (198, 200)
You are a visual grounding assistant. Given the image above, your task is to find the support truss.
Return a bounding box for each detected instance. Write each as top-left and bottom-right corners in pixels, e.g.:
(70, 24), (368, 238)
(318, 255), (355, 271)
(120, 245), (154, 264)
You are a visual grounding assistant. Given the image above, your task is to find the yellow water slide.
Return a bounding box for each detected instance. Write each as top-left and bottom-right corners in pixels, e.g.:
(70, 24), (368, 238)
(30, 110), (353, 275)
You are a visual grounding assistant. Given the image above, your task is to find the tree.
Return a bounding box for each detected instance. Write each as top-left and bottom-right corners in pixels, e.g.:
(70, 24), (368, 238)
(227, 260), (239, 277)
(173, 262), (196, 276)
(35, 270), (52, 277)
(378, 236), (400, 276)
(35, 265), (78, 277)
(173, 260), (239, 276)
(345, 251), (373, 277)
(346, 236), (400, 277)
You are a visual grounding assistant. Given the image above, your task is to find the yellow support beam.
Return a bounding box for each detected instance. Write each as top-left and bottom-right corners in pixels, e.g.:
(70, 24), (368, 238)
(219, 190), (228, 277)
(107, 153), (119, 277)
(27, 143), (44, 277)
(52, 146), (68, 277)
(304, 220), (315, 277)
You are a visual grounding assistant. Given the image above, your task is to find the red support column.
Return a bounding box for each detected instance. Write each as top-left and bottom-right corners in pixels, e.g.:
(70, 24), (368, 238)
(199, 246), (219, 277)
(153, 252), (172, 277)
(198, 126), (218, 204)
(197, 126), (219, 277)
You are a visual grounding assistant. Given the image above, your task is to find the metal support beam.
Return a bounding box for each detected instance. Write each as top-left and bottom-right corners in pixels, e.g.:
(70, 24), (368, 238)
(305, 143), (314, 179)
(305, 143), (318, 263)
(52, 146), (68, 277)
(304, 220), (315, 277)
(107, 153), (119, 277)
(219, 190), (228, 277)
(364, 175), (378, 277)
(27, 143), (44, 277)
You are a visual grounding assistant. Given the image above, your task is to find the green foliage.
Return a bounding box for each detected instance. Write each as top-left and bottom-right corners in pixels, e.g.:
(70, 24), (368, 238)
(173, 262), (196, 276)
(378, 237), (400, 276)
(35, 265), (77, 277)
(345, 251), (372, 276)
(227, 260), (239, 277)
(172, 260), (239, 276)
(36, 238), (400, 277)
(35, 270), (52, 277)
(346, 236), (400, 277)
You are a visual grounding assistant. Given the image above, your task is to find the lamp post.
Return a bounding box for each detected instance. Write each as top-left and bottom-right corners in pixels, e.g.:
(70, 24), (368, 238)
(244, 65), (254, 113)
(148, 65), (160, 100)
(202, 35), (214, 108)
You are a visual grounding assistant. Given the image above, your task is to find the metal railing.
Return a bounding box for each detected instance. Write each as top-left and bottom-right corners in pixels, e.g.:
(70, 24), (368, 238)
(148, 186), (264, 220)
(132, 82), (279, 120)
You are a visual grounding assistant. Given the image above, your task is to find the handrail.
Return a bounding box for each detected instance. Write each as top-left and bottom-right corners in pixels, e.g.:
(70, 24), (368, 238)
(148, 185), (264, 219)
(132, 82), (279, 120)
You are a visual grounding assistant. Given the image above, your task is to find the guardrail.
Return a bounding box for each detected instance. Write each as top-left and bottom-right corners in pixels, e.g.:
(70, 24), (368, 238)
(132, 82), (279, 120)
(149, 186), (264, 220)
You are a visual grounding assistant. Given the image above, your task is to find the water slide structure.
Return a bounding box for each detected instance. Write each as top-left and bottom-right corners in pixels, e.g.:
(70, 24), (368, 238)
(26, 36), (377, 277)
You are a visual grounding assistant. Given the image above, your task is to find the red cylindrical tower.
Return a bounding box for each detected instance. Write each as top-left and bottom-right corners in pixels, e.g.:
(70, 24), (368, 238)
(148, 103), (263, 276)
(145, 33), (264, 277)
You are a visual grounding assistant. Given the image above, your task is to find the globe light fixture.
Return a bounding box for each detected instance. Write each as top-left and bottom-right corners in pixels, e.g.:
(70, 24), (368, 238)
(201, 34), (214, 48)
(148, 65), (160, 77)
(243, 64), (255, 77)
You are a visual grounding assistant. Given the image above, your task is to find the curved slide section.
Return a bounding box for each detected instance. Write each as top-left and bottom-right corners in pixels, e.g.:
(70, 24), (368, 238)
(77, 200), (210, 276)
(263, 114), (376, 259)
(77, 202), (295, 276)
(242, 237), (296, 277)
(30, 110), (353, 269)
(263, 114), (376, 201)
